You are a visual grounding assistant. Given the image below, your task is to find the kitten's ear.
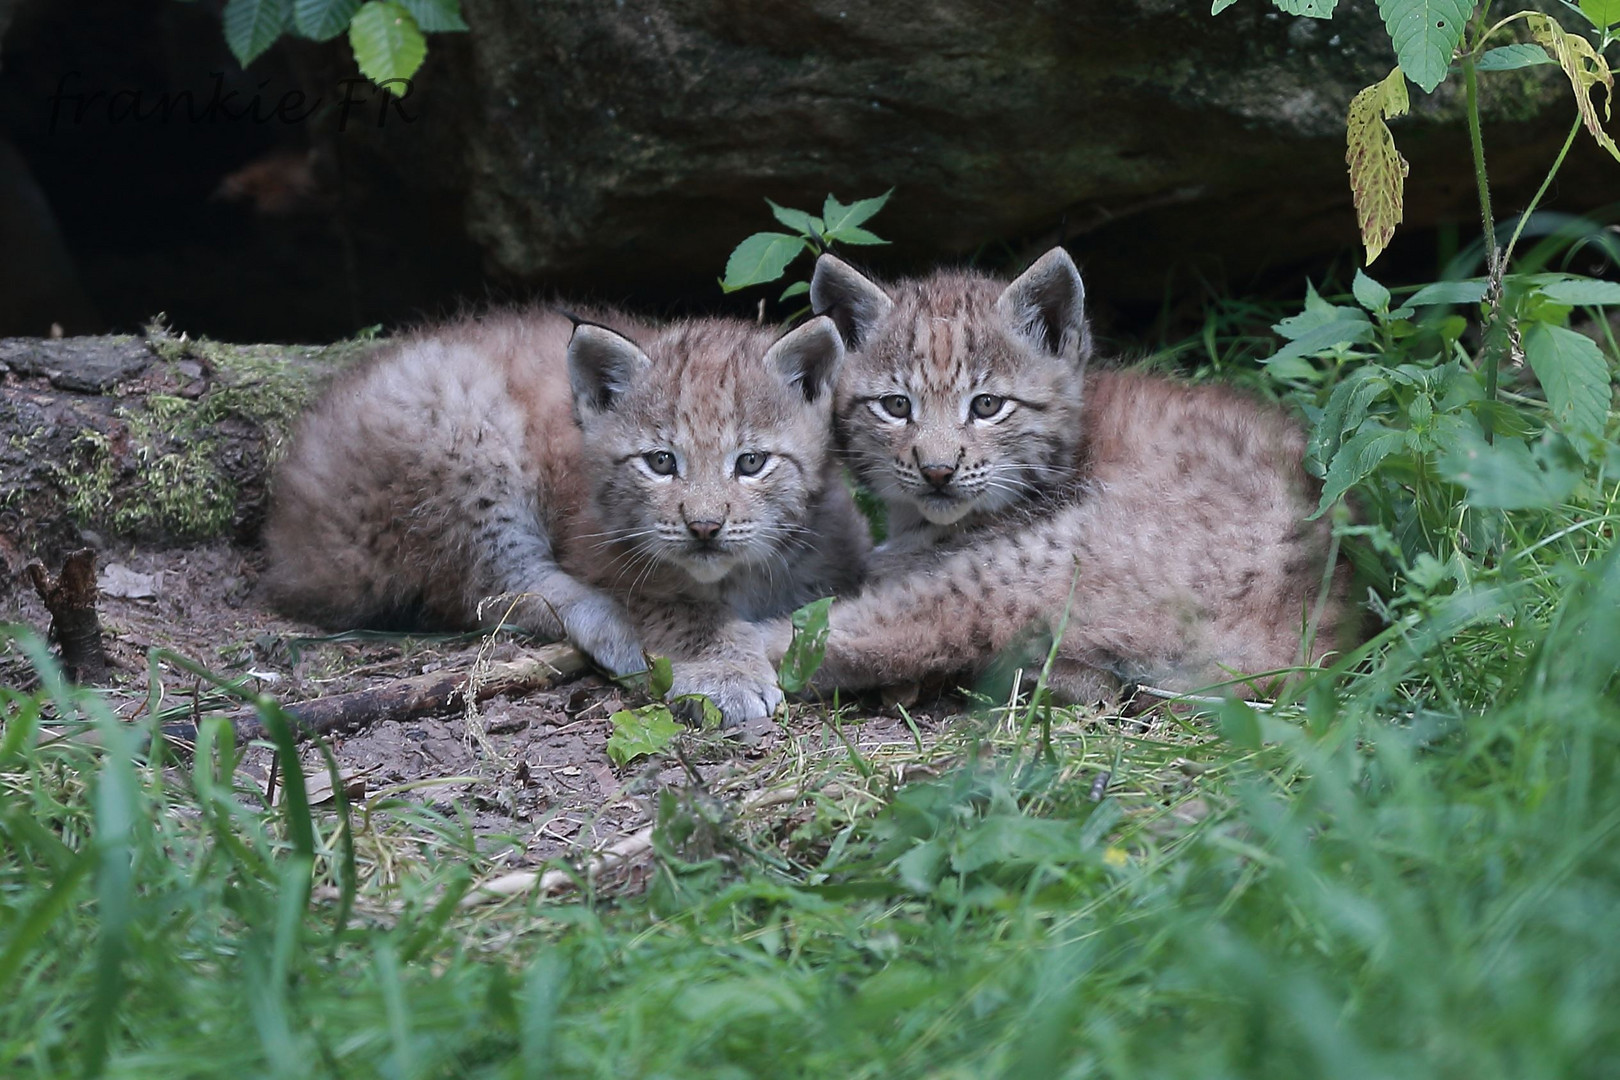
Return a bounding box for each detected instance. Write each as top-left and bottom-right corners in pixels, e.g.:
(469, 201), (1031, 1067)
(765, 316), (845, 403)
(567, 324), (650, 414)
(810, 254), (894, 349)
(996, 247), (1091, 364)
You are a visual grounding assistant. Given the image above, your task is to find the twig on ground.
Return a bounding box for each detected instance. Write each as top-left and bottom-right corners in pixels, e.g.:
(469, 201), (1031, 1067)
(158, 642), (590, 746)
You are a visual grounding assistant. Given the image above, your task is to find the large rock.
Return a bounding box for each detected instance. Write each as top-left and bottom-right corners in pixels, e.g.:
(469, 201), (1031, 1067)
(449, 0), (1596, 301)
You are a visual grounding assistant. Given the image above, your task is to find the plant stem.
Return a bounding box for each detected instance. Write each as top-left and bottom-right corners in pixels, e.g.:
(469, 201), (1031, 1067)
(1502, 115), (1583, 270)
(1461, 48), (1504, 440)
(1462, 53), (1498, 280)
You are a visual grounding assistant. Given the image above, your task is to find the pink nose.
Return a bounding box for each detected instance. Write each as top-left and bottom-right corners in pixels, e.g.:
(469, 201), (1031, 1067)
(919, 464), (955, 489)
(686, 519), (722, 541)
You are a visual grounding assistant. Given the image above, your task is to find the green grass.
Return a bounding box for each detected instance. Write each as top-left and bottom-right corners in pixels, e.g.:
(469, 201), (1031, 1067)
(4, 291), (1620, 1077)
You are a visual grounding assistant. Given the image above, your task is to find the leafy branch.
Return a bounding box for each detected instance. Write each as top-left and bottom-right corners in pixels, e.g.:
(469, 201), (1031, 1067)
(720, 191), (893, 302)
(211, 0), (467, 85)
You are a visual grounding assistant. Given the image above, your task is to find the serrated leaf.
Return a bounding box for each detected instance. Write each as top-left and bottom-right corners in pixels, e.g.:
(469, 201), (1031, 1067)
(1522, 322), (1613, 443)
(720, 232), (806, 292)
(224, 0), (291, 66)
(349, 2), (426, 84)
(1375, 0), (1469, 92)
(1268, 318), (1376, 365)
(822, 190), (892, 235)
(1352, 268), (1392, 313)
(766, 199), (820, 236)
(1437, 432), (1582, 509)
(779, 281), (811, 302)
(605, 706), (683, 767)
(1311, 367), (1392, 465)
(1313, 423), (1406, 517)
(1475, 43), (1557, 71)
(1527, 13), (1620, 164)
(292, 0), (359, 39)
(1407, 279), (1488, 305)
(1273, 0), (1340, 15)
(779, 596), (833, 694)
(825, 226), (888, 246)
(1274, 282), (1366, 339)
(1536, 277), (1620, 305)
(1580, 0), (1620, 27)
(1212, 0), (1241, 11)
(1346, 66), (1411, 264)
(397, 0), (466, 31)
(648, 654), (674, 698)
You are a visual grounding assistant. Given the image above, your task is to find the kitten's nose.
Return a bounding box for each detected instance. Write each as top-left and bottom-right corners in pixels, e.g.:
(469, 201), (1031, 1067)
(686, 519), (723, 541)
(919, 463), (956, 489)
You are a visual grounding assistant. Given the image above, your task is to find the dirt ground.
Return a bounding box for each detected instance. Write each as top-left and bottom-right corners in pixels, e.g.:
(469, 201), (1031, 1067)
(2, 541), (958, 873)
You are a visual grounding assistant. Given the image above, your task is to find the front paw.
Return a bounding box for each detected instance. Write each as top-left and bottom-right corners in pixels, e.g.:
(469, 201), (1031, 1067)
(668, 661), (785, 728)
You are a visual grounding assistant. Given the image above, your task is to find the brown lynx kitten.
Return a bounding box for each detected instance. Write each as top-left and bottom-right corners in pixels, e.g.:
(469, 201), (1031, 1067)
(766, 248), (1350, 701)
(264, 308), (868, 724)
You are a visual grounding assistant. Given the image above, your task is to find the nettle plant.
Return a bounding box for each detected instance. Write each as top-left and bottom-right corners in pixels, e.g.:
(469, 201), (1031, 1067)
(1216, 0), (1620, 586)
(189, 0), (467, 84)
(720, 191), (893, 306)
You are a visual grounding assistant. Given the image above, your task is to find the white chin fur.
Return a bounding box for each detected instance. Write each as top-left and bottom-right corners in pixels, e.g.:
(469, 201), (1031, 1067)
(917, 498), (976, 525)
(681, 556), (735, 584)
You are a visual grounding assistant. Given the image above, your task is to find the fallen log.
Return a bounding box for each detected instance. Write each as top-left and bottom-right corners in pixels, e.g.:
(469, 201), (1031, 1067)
(0, 332), (369, 595)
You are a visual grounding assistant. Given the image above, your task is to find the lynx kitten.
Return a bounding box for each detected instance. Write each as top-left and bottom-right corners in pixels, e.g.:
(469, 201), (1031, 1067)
(770, 248), (1350, 701)
(264, 309), (868, 724)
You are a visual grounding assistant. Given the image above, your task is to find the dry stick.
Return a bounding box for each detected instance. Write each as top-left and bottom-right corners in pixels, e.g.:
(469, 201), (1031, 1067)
(25, 548), (110, 684)
(157, 642), (590, 746)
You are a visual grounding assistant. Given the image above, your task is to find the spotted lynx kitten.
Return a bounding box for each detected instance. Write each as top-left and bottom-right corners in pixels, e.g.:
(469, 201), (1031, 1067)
(765, 248), (1350, 701)
(264, 309), (868, 724)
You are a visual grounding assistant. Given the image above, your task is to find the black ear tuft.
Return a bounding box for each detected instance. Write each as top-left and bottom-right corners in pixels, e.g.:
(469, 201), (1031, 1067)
(765, 316), (845, 403)
(567, 324), (650, 414)
(995, 247), (1090, 364)
(810, 254), (895, 350)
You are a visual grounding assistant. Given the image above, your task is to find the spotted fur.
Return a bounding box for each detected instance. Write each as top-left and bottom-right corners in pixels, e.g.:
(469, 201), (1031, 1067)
(776, 248), (1352, 701)
(264, 308), (868, 724)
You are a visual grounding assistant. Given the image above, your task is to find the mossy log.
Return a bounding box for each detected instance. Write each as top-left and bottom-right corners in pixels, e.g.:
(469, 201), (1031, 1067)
(0, 333), (368, 596)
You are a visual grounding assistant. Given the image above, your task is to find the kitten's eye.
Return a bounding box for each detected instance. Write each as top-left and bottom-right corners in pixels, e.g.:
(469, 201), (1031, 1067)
(735, 451), (769, 477)
(642, 450), (678, 476)
(970, 394), (1006, 419)
(880, 394), (912, 419)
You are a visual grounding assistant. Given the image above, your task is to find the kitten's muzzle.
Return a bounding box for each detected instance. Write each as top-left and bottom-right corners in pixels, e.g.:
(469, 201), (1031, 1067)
(685, 518), (724, 542)
(919, 463), (956, 489)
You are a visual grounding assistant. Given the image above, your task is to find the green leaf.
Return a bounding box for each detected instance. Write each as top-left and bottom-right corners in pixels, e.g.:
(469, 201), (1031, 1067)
(1273, 0), (1340, 15)
(1352, 268), (1392, 313)
(1313, 423), (1406, 517)
(779, 596), (833, 694)
(1345, 66), (1411, 262)
(826, 226), (889, 246)
(822, 190), (892, 235)
(1475, 43), (1557, 71)
(1407, 279), (1488, 305)
(292, 0), (359, 39)
(605, 706), (683, 767)
(1437, 432), (1582, 509)
(721, 232), (806, 292)
(779, 281), (811, 302)
(1375, 0), (1469, 92)
(648, 654), (674, 699)
(1536, 278), (1620, 306)
(1521, 322), (1613, 443)
(766, 199), (821, 237)
(1311, 367), (1392, 466)
(1274, 283), (1368, 339)
(1211, 0), (1241, 11)
(1580, 0), (1620, 28)
(349, 2), (427, 85)
(397, 0), (466, 31)
(223, 0), (291, 66)
(1268, 318), (1376, 365)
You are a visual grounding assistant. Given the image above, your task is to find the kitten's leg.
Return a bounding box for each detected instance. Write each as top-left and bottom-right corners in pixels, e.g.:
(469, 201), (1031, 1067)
(632, 600), (783, 727)
(478, 514), (646, 677)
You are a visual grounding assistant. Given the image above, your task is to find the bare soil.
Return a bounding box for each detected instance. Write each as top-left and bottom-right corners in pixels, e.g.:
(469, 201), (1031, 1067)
(3, 541), (955, 871)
